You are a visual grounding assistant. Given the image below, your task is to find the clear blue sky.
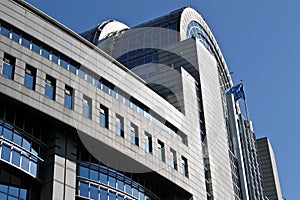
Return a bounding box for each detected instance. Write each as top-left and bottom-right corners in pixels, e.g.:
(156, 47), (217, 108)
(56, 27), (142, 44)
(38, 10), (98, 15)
(26, 0), (298, 199)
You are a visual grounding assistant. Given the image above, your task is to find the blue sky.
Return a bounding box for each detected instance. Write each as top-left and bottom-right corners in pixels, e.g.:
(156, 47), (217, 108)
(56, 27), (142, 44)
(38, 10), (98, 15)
(26, 0), (298, 199)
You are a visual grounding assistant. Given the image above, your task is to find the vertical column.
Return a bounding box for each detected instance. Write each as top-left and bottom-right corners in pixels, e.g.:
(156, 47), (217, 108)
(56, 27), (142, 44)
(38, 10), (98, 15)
(40, 131), (77, 200)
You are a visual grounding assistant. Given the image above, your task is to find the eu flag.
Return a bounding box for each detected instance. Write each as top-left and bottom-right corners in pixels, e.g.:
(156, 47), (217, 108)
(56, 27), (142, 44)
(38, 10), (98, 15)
(225, 83), (245, 101)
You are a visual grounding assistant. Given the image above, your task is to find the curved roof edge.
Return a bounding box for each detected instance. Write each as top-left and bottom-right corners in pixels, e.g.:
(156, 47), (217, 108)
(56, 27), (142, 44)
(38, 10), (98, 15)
(179, 7), (233, 87)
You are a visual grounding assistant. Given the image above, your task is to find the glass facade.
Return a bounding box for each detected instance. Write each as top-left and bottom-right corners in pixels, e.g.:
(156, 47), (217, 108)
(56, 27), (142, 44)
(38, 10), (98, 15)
(0, 184), (27, 200)
(77, 162), (156, 200)
(0, 120), (39, 177)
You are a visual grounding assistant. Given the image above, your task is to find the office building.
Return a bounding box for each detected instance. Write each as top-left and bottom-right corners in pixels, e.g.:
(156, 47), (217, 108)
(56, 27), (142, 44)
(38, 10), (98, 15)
(0, 0), (281, 199)
(256, 138), (283, 200)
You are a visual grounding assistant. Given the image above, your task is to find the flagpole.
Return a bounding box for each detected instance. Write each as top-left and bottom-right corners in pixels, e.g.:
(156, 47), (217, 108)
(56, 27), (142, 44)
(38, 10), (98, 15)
(241, 80), (250, 124)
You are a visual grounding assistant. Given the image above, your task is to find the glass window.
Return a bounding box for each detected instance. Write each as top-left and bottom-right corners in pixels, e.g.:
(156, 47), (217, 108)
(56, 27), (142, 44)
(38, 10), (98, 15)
(181, 156), (188, 177)
(11, 31), (20, 43)
(130, 124), (138, 146)
(31, 42), (40, 54)
(30, 160), (37, 176)
(132, 187), (138, 198)
(8, 186), (19, 197)
(144, 132), (152, 153)
(1, 143), (11, 162)
(102, 84), (109, 94)
(115, 115), (124, 137)
(170, 149), (177, 170)
(2, 53), (15, 79)
(21, 154), (29, 171)
(100, 173), (108, 184)
(79, 166), (89, 178)
(118, 195), (124, 200)
(109, 176), (116, 187)
(100, 105), (108, 128)
(139, 191), (145, 200)
(1, 25), (10, 38)
(79, 181), (88, 197)
(64, 85), (73, 109)
(3, 127), (12, 141)
(89, 169), (98, 182)
(0, 184), (8, 193)
(22, 139), (31, 152)
(60, 58), (68, 70)
(20, 189), (27, 200)
(78, 69), (85, 79)
(125, 183), (131, 195)
(24, 65), (36, 90)
(45, 75), (56, 100)
(41, 47), (50, 59)
(86, 74), (93, 84)
(13, 133), (22, 146)
(11, 149), (20, 167)
(82, 96), (91, 119)
(157, 140), (165, 162)
(69, 63), (77, 74)
(21, 36), (31, 49)
(109, 191), (116, 200)
(100, 188), (108, 200)
(90, 185), (98, 200)
(117, 179), (124, 191)
(51, 52), (59, 64)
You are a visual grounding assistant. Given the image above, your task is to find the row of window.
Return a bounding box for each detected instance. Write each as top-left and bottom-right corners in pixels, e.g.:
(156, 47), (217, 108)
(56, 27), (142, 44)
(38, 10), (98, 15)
(0, 121), (38, 177)
(1, 52), (189, 177)
(0, 21), (185, 144)
(78, 163), (153, 200)
(0, 184), (27, 200)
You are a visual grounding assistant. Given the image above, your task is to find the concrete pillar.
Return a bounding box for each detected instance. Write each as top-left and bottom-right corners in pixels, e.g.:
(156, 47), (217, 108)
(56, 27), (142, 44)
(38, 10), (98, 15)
(40, 131), (77, 200)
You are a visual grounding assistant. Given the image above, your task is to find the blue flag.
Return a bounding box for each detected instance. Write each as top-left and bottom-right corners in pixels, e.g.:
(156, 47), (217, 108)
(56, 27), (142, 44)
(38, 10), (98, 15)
(225, 83), (245, 101)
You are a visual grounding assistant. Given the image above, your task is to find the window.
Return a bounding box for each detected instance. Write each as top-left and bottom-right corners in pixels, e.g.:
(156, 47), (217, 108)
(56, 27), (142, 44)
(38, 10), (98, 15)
(100, 105), (108, 128)
(144, 132), (152, 153)
(181, 156), (188, 177)
(82, 95), (92, 119)
(157, 140), (165, 162)
(2, 53), (15, 79)
(115, 114), (124, 137)
(45, 75), (56, 100)
(170, 148), (177, 170)
(24, 65), (36, 90)
(130, 124), (139, 146)
(64, 85), (73, 109)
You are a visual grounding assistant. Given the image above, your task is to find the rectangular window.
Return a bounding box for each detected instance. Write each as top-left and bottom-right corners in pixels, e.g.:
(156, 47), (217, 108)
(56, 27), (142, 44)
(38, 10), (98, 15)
(45, 75), (56, 100)
(2, 53), (15, 79)
(64, 85), (73, 109)
(144, 132), (152, 153)
(21, 35), (31, 49)
(24, 65), (36, 90)
(181, 156), (188, 177)
(170, 148), (177, 170)
(100, 105), (108, 128)
(157, 140), (165, 162)
(130, 124), (139, 146)
(82, 95), (92, 119)
(50, 51), (59, 64)
(115, 114), (124, 137)
(1, 24), (11, 38)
